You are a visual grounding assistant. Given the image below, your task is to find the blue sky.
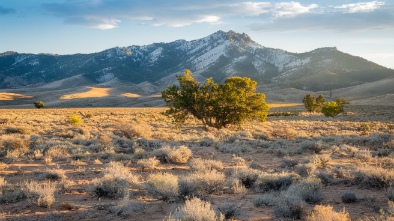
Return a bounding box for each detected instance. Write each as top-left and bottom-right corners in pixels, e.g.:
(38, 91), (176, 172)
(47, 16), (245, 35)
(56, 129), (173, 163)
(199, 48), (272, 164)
(1, 0), (394, 69)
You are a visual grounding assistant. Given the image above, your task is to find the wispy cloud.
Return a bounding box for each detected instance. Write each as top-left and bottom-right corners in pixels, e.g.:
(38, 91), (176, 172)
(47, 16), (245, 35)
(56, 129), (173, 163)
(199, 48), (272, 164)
(42, 1), (318, 29)
(41, 0), (393, 32)
(0, 5), (15, 15)
(335, 1), (385, 13)
(273, 2), (318, 17)
(251, 9), (394, 32)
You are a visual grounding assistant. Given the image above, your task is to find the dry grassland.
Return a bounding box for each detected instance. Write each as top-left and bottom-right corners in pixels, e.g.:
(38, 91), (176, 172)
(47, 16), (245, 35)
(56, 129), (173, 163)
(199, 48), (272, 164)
(0, 105), (393, 220)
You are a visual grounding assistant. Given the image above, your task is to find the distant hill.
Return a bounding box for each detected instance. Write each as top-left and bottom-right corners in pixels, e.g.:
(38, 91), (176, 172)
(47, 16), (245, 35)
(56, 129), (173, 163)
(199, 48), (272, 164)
(1, 30), (394, 107)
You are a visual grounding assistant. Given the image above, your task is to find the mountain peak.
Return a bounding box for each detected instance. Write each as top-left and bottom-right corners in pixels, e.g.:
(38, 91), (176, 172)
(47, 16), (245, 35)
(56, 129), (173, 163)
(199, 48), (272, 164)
(210, 30), (256, 46)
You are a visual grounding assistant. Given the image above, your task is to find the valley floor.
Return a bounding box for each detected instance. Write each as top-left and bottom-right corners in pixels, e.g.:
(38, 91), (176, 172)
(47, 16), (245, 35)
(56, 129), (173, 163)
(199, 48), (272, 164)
(0, 105), (393, 220)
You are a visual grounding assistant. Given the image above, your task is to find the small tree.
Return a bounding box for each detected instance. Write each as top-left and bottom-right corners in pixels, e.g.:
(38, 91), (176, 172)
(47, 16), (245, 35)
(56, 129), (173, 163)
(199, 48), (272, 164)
(34, 101), (44, 109)
(162, 70), (269, 129)
(303, 94), (324, 112)
(321, 101), (344, 117)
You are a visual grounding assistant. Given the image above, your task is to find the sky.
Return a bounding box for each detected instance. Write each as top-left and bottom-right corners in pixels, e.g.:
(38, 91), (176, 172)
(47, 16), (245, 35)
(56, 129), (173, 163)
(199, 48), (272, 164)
(1, 0), (394, 69)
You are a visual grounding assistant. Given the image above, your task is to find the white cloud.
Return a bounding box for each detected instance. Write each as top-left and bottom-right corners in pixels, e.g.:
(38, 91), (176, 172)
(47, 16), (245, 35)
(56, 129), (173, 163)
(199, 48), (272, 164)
(273, 2), (318, 17)
(230, 2), (272, 16)
(335, 1), (385, 13)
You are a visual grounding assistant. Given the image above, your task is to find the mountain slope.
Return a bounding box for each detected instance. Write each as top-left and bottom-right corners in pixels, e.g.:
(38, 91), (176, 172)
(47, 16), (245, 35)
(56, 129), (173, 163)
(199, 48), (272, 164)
(1, 30), (393, 92)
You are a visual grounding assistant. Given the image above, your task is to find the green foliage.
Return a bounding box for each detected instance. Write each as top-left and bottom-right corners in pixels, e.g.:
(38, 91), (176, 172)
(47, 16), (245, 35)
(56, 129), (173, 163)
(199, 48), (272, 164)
(302, 94), (324, 112)
(162, 70), (269, 129)
(69, 115), (82, 125)
(34, 101), (44, 109)
(321, 101), (344, 117)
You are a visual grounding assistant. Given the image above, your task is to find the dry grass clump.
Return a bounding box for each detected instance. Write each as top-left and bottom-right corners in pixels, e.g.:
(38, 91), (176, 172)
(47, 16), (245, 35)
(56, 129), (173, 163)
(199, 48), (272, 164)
(137, 157), (160, 169)
(151, 145), (192, 164)
(0, 184), (26, 204)
(24, 180), (57, 208)
(146, 172), (179, 201)
(306, 205), (351, 221)
(5, 127), (30, 134)
(341, 191), (357, 203)
(254, 172), (300, 192)
(189, 158), (224, 172)
(113, 121), (152, 139)
(353, 165), (394, 189)
(166, 197), (224, 221)
(1, 136), (30, 160)
(39, 168), (67, 181)
(179, 170), (226, 198)
(167, 145), (192, 164)
(92, 161), (139, 199)
(272, 193), (306, 219)
(229, 167), (261, 189)
(109, 199), (144, 218)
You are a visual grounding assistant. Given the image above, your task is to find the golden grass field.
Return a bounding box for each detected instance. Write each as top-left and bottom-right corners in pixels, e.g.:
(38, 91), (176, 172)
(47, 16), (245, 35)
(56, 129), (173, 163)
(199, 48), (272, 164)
(0, 104), (394, 220)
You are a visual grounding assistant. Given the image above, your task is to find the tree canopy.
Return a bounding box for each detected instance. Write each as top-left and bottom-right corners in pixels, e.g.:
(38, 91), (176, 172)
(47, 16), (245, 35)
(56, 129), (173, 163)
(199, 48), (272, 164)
(162, 70), (269, 129)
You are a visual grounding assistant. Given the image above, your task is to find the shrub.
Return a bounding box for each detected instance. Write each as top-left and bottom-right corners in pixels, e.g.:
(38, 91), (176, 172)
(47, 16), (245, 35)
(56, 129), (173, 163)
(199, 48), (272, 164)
(162, 70), (269, 129)
(34, 101), (44, 109)
(386, 186), (394, 201)
(113, 122), (152, 139)
(321, 101), (344, 117)
(92, 162), (139, 199)
(230, 167), (261, 189)
(24, 180), (57, 208)
(273, 193), (305, 219)
(295, 163), (316, 177)
(341, 192), (357, 203)
(358, 123), (371, 135)
(167, 145), (192, 164)
(109, 200), (144, 218)
(166, 197), (224, 221)
(306, 205), (351, 221)
(189, 158), (224, 172)
(288, 178), (323, 204)
(353, 166), (394, 189)
(68, 115), (82, 125)
(254, 172), (300, 192)
(146, 172), (179, 201)
(218, 203), (241, 219)
(137, 157), (160, 170)
(303, 94), (324, 112)
(179, 170), (226, 198)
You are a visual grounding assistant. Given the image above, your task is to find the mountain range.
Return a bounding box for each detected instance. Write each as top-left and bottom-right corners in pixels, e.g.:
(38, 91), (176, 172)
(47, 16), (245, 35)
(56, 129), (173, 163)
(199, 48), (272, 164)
(1, 30), (394, 107)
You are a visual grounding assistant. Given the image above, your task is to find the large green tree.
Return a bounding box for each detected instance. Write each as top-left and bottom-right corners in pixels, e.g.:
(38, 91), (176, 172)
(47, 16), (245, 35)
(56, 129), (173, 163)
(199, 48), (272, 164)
(162, 70), (269, 129)
(303, 94), (325, 112)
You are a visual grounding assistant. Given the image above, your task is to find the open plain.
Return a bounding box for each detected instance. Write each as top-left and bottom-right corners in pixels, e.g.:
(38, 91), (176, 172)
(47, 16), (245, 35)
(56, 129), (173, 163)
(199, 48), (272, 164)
(0, 104), (394, 220)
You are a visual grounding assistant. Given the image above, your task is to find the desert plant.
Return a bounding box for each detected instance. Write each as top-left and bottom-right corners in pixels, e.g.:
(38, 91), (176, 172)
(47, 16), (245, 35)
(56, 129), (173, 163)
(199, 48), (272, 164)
(162, 70), (269, 129)
(341, 191), (357, 203)
(166, 197), (224, 221)
(68, 115), (82, 125)
(92, 162), (139, 199)
(34, 101), (44, 109)
(322, 101), (344, 117)
(254, 172), (300, 192)
(24, 180), (57, 208)
(359, 123), (371, 135)
(189, 158), (224, 172)
(273, 193), (306, 219)
(306, 205), (351, 221)
(218, 203), (241, 219)
(167, 145), (192, 164)
(179, 170), (226, 198)
(303, 94), (324, 112)
(137, 157), (160, 169)
(288, 178), (323, 204)
(146, 172), (179, 201)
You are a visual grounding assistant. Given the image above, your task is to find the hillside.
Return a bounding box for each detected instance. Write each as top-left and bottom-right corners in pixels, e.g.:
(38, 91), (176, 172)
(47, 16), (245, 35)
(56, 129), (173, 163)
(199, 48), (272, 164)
(1, 30), (393, 107)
